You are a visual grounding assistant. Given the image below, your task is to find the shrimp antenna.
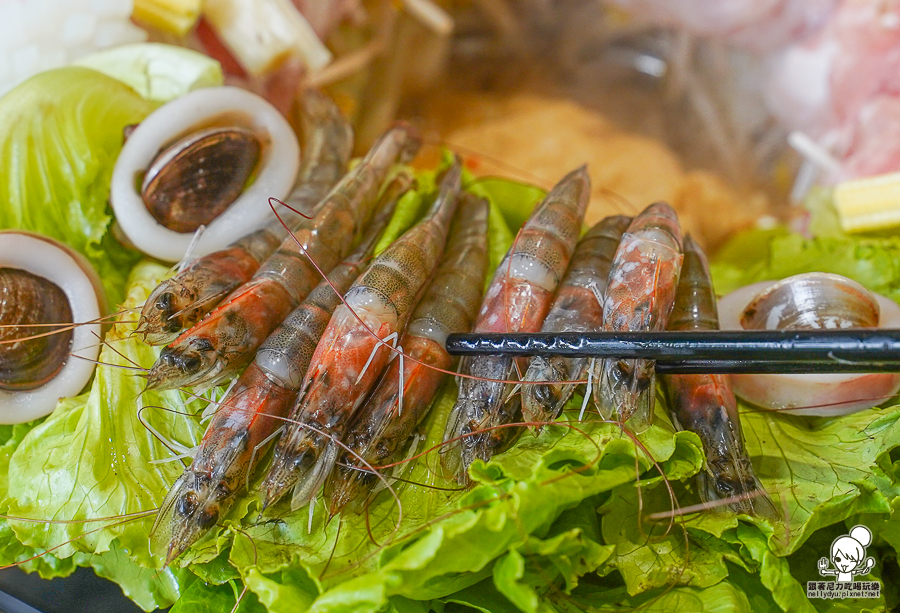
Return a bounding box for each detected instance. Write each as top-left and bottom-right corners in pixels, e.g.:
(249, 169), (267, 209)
(419, 134), (556, 189)
(89, 330), (145, 369)
(0, 511), (155, 570)
(646, 487), (785, 521)
(0, 310), (134, 345)
(268, 196), (315, 220)
(334, 462), (467, 492)
(68, 353), (148, 373)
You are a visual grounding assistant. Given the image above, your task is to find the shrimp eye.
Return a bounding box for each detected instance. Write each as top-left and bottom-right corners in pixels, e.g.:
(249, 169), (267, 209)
(159, 348), (177, 367)
(533, 384), (554, 407)
(294, 454), (316, 471)
(358, 471), (376, 487)
(215, 483), (231, 501)
(156, 292), (174, 313)
(181, 355), (202, 374)
(193, 338), (214, 353)
(177, 491), (199, 517)
(374, 441), (391, 460)
(197, 507), (218, 529)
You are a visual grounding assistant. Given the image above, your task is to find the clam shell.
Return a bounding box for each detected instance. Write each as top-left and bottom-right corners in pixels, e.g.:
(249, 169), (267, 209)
(0, 268), (73, 391)
(740, 272), (880, 331)
(719, 275), (900, 417)
(141, 127), (261, 233)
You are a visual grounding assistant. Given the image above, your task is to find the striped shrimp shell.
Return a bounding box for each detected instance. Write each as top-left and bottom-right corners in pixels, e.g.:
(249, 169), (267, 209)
(441, 166), (589, 483)
(146, 124), (420, 391)
(592, 202), (683, 432)
(661, 234), (778, 519)
(520, 215), (631, 428)
(148, 179), (406, 565)
(325, 193), (490, 517)
(260, 160), (463, 511)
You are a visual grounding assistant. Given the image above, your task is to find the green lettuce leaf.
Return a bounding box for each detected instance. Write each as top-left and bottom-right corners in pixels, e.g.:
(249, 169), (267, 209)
(170, 577), (266, 613)
(0, 419), (75, 578)
(554, 579), (757, 612)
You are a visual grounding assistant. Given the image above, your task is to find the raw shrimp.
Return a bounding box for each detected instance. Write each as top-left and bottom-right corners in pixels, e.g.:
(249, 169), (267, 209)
(149, 180), (406, 565)
(259, 160), (463, 511)
(592, 202), (683, 433)
(325, 193), (490, 517)
(441, 166), (590, 483)
(660, 234), (777, 518)
(138, 89), (354, 345)
(519, 215), (631, 429)
(145, 124), (420, 391)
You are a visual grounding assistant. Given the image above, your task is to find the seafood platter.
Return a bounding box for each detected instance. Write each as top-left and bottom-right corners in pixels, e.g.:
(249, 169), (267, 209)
(2, 1), (900, 612)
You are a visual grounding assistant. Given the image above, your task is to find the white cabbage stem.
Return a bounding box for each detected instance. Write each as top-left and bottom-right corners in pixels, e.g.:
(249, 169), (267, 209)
(203, 0), (332, 76)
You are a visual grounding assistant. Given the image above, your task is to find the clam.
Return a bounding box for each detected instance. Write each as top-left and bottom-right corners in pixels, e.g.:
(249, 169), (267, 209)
(141, 126), (262, 233)
(0, 232), (104, 423)
(719, 272), (900, 416)
(740, 273), (880, 331)
(110, 86), (300, 263)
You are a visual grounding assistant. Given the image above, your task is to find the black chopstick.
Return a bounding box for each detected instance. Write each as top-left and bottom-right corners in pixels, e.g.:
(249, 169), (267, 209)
(445, 329), (900, 363)
(655, 360), (900, 374)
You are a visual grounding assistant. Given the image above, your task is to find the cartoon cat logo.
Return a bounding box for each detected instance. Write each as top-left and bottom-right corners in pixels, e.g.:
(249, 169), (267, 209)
(818, 525), (876, 582)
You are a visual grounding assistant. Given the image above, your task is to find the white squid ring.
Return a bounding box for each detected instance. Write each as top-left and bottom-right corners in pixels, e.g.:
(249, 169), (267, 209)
(110, 86), (300, 263)
(0, 232), (104, 424)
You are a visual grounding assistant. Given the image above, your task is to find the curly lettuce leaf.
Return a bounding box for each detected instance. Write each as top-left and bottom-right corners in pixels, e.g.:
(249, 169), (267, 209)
(215, 393), (704, 613)
(554, 579), (758, 612)
(0, 419), (75, 578)
(170, 577), (266, 613)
